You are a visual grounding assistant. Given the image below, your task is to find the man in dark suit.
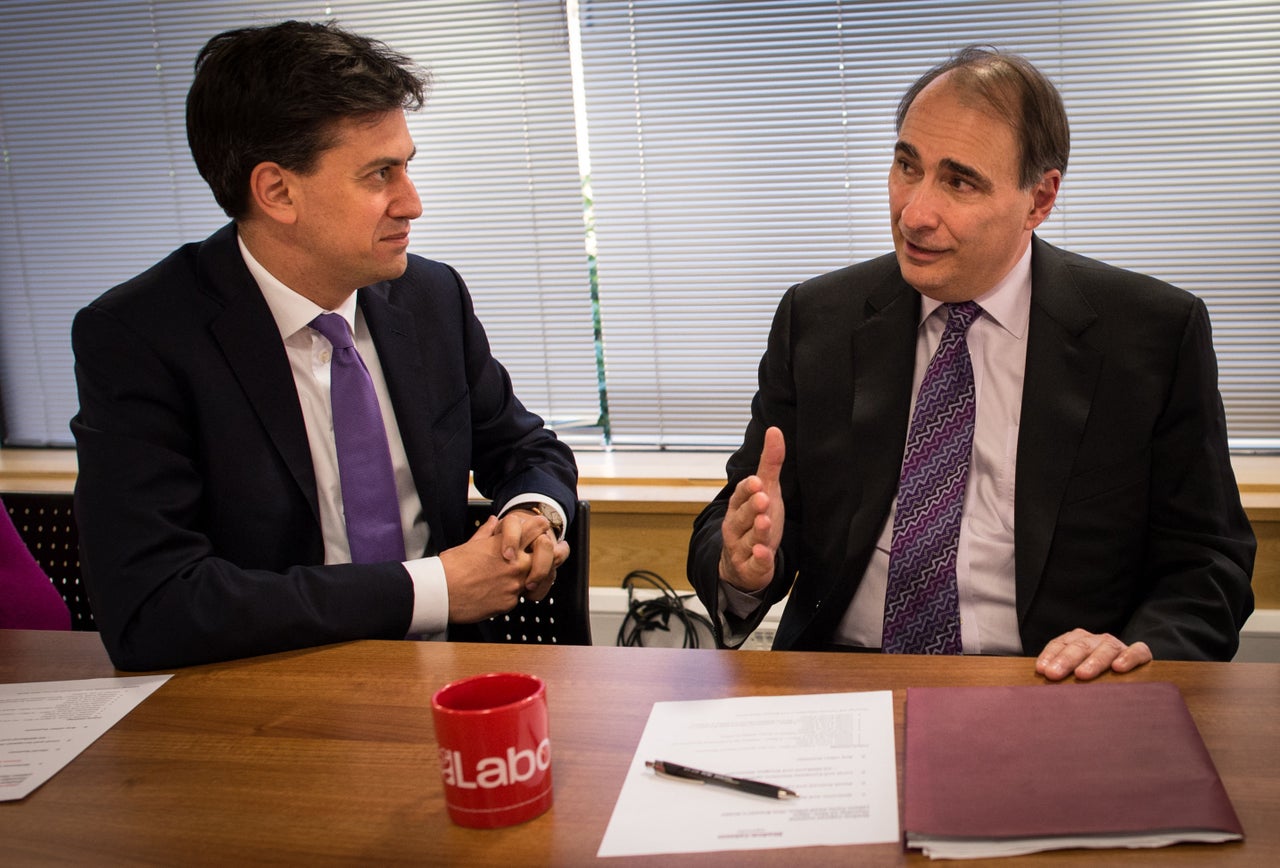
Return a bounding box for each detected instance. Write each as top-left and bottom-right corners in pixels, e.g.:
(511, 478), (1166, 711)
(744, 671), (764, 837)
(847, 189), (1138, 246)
(687, 46), (1254, 680)
(71, 21), (577, 671)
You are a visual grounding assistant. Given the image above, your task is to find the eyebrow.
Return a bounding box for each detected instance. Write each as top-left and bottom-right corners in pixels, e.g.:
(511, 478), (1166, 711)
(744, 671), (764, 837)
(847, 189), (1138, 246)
(894, 140), (994, 193)
(357, 147), (417, 173)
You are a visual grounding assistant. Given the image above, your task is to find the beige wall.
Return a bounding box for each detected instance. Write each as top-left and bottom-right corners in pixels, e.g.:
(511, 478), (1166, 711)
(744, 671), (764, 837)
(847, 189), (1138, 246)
(3, 448), (1277, 608)
(585, 495), (1280, 610)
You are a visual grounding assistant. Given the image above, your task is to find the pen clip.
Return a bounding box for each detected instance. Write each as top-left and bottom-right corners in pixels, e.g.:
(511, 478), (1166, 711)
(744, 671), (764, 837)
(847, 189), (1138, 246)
(645, 760), (704, 785)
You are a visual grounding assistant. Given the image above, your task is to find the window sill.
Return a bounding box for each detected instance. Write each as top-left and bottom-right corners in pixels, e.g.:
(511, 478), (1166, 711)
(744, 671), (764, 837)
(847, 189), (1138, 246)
(2, 447), (1278, 512)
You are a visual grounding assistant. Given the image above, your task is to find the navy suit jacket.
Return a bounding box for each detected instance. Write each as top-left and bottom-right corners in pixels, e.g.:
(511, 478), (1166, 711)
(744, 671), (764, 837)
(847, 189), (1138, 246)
(688, 236), (1255, 659)
(72, 223), (577, 670)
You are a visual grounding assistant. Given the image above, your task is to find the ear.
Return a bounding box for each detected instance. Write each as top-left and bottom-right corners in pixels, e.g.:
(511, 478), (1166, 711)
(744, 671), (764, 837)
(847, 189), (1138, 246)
(1025, 169), (1061, 230)
(247, 162), (298, 225)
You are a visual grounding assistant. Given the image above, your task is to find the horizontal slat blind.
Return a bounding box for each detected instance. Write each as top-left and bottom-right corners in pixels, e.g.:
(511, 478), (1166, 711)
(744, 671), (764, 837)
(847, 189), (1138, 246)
(0, 0), (599, 446)
(3, 1), (1277, 450)
(337, 2), (601, 434)
(1, 1), (229, 444)
(1050, 5), (1280, 445)
(579, 0), (1280, 447)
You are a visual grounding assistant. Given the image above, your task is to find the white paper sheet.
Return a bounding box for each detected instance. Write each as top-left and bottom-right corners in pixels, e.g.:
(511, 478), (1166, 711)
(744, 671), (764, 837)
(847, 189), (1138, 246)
(0, 675), (171, 801)
(597, 690), (899, 857)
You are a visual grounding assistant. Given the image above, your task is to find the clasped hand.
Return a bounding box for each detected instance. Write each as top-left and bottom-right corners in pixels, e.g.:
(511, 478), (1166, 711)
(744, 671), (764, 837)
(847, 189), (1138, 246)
(440, 510), (568, 623)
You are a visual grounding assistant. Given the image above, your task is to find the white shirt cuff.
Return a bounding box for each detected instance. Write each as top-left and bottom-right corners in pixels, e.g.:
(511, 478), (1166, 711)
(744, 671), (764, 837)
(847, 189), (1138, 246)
(721, 579), (768, 618)
(718, 580), (769, 646)
(404, 556), (449, 637)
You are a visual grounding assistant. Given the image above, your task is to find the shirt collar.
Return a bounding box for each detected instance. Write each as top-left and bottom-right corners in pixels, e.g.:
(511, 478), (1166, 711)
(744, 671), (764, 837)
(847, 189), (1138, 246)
(237, 232), (359, 340)
(917, 242), (1033, 340)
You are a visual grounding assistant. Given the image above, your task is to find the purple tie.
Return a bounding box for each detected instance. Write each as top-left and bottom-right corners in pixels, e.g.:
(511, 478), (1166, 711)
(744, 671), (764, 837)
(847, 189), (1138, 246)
(309, 313), (405, 564)
(882, 301), (982, 655)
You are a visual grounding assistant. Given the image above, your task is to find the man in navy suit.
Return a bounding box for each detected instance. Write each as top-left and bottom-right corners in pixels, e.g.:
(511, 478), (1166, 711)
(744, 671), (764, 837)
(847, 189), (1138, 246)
(71, 21), (577, 670)
(688, 46), (1255, 679)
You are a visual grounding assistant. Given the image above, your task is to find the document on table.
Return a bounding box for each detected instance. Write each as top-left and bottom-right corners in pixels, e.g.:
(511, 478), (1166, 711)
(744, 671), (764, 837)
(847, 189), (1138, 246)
(597, 690), (898, 858)
(0, 675), (171, 801)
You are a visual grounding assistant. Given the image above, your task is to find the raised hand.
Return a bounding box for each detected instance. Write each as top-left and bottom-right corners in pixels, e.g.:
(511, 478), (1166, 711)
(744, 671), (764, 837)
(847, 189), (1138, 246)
(718, 425), (786, 592)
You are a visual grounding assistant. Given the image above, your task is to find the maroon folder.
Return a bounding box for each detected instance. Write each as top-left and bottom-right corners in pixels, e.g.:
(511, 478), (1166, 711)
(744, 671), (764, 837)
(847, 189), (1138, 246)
(903, 682), (1243, 858)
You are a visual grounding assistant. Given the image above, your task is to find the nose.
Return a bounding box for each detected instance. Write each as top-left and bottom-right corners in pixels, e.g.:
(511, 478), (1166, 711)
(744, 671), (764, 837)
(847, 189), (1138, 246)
(394, 173), (423, 221)
(899, 182), (941, 233)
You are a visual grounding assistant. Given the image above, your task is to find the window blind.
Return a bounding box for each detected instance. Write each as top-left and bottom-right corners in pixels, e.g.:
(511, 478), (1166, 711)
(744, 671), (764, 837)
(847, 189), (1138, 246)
(578, 0), (1280, 448)
(2, 1), (1278, 450)
(0, 0), (599, 446)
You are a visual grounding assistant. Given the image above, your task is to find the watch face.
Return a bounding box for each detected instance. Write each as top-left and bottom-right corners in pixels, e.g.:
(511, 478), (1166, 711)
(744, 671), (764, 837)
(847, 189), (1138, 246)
(537, 506), (564, 534)
(511, 503), (562, 534)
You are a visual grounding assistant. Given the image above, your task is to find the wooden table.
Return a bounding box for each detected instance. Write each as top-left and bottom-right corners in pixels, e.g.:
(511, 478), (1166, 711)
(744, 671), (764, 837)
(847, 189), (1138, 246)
(2, 631), (1277, 866)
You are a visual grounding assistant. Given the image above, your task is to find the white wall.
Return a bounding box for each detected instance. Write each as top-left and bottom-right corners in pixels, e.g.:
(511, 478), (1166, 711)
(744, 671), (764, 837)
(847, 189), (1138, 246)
(589, 587), (1280, 662)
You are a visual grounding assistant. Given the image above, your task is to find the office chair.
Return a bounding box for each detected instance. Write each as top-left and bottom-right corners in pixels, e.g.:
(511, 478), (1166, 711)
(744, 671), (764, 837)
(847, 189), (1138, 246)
(454, 500), (592, 646)
(1, 491), (592, 643)
(2, 491), (88, 630)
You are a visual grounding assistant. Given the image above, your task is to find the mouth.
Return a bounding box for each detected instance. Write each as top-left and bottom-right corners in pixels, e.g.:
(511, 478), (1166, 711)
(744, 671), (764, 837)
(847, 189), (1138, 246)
(898, 234), (948, 263)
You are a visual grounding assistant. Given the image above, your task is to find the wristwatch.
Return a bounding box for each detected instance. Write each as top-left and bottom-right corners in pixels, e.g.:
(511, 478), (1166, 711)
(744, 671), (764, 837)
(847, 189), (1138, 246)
(506, 502), (564, 537)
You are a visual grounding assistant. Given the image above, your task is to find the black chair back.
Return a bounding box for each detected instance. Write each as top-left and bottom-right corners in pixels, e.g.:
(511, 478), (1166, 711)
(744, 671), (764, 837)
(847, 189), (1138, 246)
(454, 500), (592, 646)
(0, 491), (593, 644)
(3, 491), (96, 630)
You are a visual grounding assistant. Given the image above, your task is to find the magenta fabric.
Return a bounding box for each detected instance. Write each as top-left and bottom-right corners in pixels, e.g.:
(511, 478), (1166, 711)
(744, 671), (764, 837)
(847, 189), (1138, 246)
(1, 496), (72, 630)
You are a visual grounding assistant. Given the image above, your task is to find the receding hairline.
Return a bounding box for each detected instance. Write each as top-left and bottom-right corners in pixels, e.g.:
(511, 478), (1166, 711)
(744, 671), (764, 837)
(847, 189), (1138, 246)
(896, 47), (1070, 188)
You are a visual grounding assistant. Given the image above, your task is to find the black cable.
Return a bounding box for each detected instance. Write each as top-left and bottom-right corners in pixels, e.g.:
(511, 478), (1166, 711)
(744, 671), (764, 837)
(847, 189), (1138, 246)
(616, 570), (715, 648)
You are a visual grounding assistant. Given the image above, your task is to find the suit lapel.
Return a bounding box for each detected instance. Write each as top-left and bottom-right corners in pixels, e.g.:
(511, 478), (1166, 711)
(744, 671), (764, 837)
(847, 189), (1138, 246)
(359, 285), (444, 547)
(823, 273), (919, 618)
(848, 277), (919, 529)
(201, 226), (320, 523)
(1014, 237), (1102, 618)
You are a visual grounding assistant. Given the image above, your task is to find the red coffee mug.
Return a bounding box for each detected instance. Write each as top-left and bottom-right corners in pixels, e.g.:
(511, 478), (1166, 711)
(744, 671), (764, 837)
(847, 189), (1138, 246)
(430, 672), (553, 828)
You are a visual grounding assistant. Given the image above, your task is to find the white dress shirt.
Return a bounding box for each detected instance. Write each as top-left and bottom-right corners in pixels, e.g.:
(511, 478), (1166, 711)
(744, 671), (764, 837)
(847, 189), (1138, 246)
(240, 237), (567, 638)
(834, 245), (1031, 653)
(723, 245), (1032, 654)
(239, 236), (450, 635)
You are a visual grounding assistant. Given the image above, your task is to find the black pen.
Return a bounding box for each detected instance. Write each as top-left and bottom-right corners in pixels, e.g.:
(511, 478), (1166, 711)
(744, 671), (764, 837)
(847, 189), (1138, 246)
(646, 759), (798, 799)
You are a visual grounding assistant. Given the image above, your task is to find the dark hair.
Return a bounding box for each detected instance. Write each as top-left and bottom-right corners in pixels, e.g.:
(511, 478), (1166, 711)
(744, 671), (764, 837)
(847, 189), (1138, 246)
(186, 20), (429, 219)
(896, 45), (1069, 189)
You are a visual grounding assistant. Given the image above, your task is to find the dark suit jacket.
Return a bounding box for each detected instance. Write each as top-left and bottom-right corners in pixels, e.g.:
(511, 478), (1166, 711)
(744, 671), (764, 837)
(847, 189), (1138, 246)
(689, 236), (1255, 659)
(71, 223), (577, 670)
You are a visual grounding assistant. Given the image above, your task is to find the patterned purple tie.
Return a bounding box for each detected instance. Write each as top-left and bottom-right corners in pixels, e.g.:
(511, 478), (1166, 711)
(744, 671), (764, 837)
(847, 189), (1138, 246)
(882, 301), (982, 654)
(309, 313), (405, 564)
